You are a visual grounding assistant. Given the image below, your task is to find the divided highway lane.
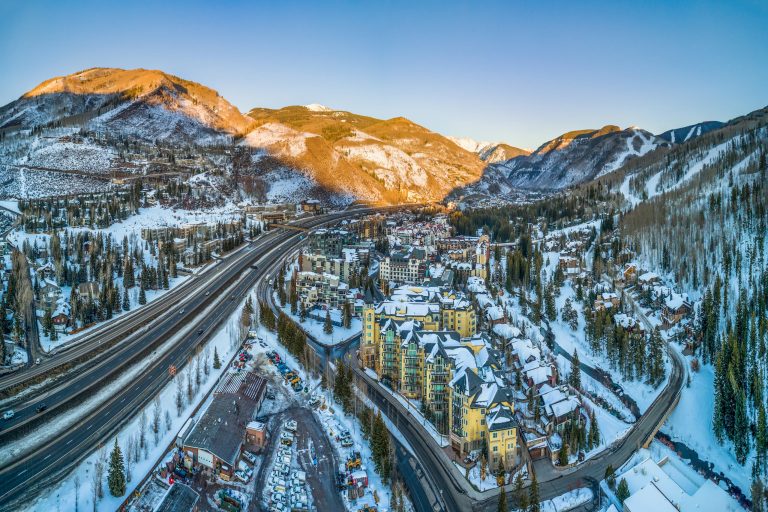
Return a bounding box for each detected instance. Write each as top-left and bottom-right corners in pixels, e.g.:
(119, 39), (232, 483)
(0, 235), (278, 392)
(0, 236), (284, 434)
(0, 208), (392, 509)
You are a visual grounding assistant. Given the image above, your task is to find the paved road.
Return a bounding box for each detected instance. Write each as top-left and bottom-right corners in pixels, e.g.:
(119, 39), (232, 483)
(351, 320), (684, 511)
(0, 207), (405, 510)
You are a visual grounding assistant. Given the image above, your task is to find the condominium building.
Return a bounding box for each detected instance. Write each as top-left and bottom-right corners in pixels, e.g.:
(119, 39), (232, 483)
(379, 246), (428, 284)
(295, 271), (350, 310)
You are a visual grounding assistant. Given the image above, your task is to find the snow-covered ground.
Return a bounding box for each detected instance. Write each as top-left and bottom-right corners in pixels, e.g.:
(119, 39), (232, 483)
(662, 344), (754, 497)
(8, 204), (245, 351)
(0, 199), (20, 214)
(550, 282), (668, 414)
(24, 292), (252, 512)
(540, 487), (592, 512)
(9, 344), (28, 366)
(278, 302), (362, 346)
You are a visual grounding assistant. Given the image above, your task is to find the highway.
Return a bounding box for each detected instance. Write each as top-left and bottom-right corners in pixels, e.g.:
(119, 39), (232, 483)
(0, 207), (396, 510)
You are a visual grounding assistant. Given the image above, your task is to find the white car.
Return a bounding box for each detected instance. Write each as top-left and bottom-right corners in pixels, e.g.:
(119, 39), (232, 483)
(284, 420), (297, 432)
(2, 410), (14, 420)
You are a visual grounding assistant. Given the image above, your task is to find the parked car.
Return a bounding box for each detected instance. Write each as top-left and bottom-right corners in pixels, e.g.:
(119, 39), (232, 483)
(36, 404), (48, 413)
(2, 410), (14, 420)
(242, 450), (257, 464)
(284, 420), (298, 432)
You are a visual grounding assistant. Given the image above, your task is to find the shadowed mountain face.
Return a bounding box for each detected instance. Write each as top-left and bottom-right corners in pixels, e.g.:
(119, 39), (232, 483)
(455, 126), (669, 194)
(657, 121), (725, 144)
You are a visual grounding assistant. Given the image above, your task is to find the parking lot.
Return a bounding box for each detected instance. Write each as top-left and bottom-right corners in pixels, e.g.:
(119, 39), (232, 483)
(250, 405), (343, 512)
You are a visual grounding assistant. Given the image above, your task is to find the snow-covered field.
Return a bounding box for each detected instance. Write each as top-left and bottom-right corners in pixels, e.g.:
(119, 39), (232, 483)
(0, 166), (114, 198)
(278, 302), (362, 346)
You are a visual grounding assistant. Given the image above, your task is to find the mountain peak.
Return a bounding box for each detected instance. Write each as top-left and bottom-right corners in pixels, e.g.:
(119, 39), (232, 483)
(8, 67), (254, 137)
(304, 103), (333, 112)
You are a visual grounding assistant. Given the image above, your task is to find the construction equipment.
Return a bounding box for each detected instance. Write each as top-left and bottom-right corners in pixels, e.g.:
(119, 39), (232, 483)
(346, 451), (362, 470)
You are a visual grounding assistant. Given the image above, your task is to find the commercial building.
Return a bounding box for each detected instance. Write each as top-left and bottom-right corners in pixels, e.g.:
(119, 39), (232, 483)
(307, 228), (358, 258)
(182, 372), (266, 479)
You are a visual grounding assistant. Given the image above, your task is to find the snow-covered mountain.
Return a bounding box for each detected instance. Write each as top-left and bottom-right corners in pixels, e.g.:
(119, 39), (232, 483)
(453, 125), (668, 196)
(657, 121), (724, 144)
(242, 106), (486, 203)
(0, 68), (487, 203)
(500, 125), (668, 189)
(0, 67), (254, 143)
(447, 136), (530, 164)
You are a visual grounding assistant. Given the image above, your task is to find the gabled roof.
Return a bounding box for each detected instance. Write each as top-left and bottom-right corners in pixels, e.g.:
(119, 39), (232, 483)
(487, 404), (517, 432)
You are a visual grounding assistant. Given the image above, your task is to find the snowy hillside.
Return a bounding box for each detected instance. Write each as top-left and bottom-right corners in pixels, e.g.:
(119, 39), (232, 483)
(614, 106), (768, 496)
(499, 126), (668, 189)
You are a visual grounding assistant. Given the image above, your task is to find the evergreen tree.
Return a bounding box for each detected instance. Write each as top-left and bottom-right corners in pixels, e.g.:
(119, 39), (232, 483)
(558, 442), (569, 466)
(569, 349), (581, 390)
(752, 477), (765, 512)
(544, 282), (556, 322)
(324, 310), (333, 335)
(616, 478), (630, 504)
(605, 464), (616, 489)
(122, 286), (130, 311)
(371, 411), (392, 481)
(107, 438), (126, 497)
(589, 410), (600, 448)
(138, 285), (146, 305)
(528, 471), (540, 512)
(734, 388), (750, 465)
(514, 473), (528, 511)
(758, 405), (768, 474)
(648, 327), (666, 386)
(213, 347), (221, 369)
(497, 484), (508, 512)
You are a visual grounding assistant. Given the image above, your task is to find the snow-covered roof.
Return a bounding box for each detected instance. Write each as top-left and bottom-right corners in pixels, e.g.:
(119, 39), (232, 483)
(615, 457), (740, 512)
(664, 294), (687, 310)
(624, 484), (678, 512)
(492, 323), (521, 340)
(524, 365), (552, 386)
(486, 306), (504, 321)
(487, 404), (516, 432)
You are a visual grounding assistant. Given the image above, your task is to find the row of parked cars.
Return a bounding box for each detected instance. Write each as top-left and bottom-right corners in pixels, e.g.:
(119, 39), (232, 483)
(265, 421), (309, 512)
(266, 351), (305, 392)
(234, 449), (258, 483)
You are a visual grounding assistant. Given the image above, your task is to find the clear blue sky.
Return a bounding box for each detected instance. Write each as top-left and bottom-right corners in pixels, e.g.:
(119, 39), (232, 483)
(1, 0), (766, 148)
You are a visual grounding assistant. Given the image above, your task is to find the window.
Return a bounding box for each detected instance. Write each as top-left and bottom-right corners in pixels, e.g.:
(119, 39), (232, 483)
(493, 446), (498, 452)
(492, 432), (497, 439)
